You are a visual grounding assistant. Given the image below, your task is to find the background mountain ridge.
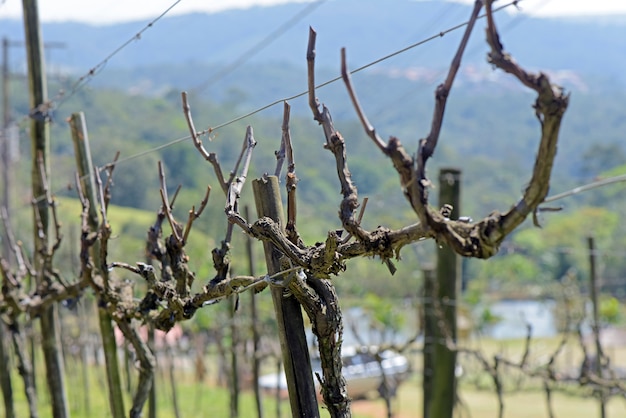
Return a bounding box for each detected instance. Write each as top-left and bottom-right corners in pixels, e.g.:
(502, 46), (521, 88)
(2, 0), (625, 89)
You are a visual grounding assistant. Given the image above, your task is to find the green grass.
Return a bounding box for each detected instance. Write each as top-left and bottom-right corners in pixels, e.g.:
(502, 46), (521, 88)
(7, 350), (626, 418)
(53, 196), (217, 280)
(9, 376), (626, 418)
(9, 362), (291, 418)
(353, 336), (626, 418)
(6, 313), (626, 418)
(352, 377), (626, 418)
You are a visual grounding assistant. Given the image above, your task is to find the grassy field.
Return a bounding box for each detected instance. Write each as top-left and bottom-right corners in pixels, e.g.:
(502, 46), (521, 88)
(11, 375), (625, 418)
(6, 335), (626, 417)
(9, 364), (287, 418)
(352, 382), (626, 418)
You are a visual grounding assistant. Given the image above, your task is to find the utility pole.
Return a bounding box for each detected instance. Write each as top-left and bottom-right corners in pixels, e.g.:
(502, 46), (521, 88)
(2, 37), (23, 263)
(23, 0), (69, 417)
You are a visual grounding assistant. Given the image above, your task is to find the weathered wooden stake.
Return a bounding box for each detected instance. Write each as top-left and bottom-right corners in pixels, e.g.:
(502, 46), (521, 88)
(23, 1), (68, 416)
(422, 267), (435, 418)
(228, 295), (240, 418)
(252, 176), (319, 418)
(588, 236), (606, 418)
(147, 325), (156, 418)
(77, 298), (91, 416)
(11, 321), (39, 418)
(429, 168), (461, 418)
(70, 111), (126, 418)
(245, 205), (264, 418)
(0, 321), (14, 418)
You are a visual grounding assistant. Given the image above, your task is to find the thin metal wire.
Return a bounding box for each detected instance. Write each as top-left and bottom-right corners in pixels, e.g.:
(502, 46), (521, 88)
(26, 0), (523, 205)
(52, 0), (184, 111)
(110, 133), (198, 167)
(192, 0), (326, 94)
(93, 0), (524, 170)
(205, 0), (523, 132)
(543, 174), (626, 204)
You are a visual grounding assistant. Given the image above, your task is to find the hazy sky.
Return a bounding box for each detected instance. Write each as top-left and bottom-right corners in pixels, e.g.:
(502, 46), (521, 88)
(1, 0), (626, 24)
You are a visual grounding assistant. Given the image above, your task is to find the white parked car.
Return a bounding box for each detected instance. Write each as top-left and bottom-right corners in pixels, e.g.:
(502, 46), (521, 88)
(259, 346), (411, 400)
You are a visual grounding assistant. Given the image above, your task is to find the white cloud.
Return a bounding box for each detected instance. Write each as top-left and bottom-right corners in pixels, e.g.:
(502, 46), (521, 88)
(2, 0), (626, 24)
(0, 0), (314, 24)
(448, 0), (626, 17)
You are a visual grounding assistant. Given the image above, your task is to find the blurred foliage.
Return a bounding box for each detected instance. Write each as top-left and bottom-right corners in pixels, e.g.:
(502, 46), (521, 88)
(599, 296), (622, 325)
(475, 307), (502, 334)
(471, 205), (626, 298)
(362, 293), (407, 332)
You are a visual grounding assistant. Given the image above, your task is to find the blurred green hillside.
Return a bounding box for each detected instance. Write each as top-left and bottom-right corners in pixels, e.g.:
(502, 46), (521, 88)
(3, 64), (626, 301)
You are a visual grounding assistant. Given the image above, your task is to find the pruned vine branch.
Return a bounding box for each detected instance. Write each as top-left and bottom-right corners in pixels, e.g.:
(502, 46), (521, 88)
(341, 0), (568, 259)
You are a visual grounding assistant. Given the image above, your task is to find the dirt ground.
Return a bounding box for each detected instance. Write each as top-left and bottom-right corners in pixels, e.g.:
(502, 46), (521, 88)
(350, 398), (418, 418)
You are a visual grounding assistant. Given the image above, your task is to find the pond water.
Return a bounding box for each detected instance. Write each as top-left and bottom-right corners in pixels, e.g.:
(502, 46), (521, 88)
(341, 300), (560, 345)
(483, 299), (557, 339)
